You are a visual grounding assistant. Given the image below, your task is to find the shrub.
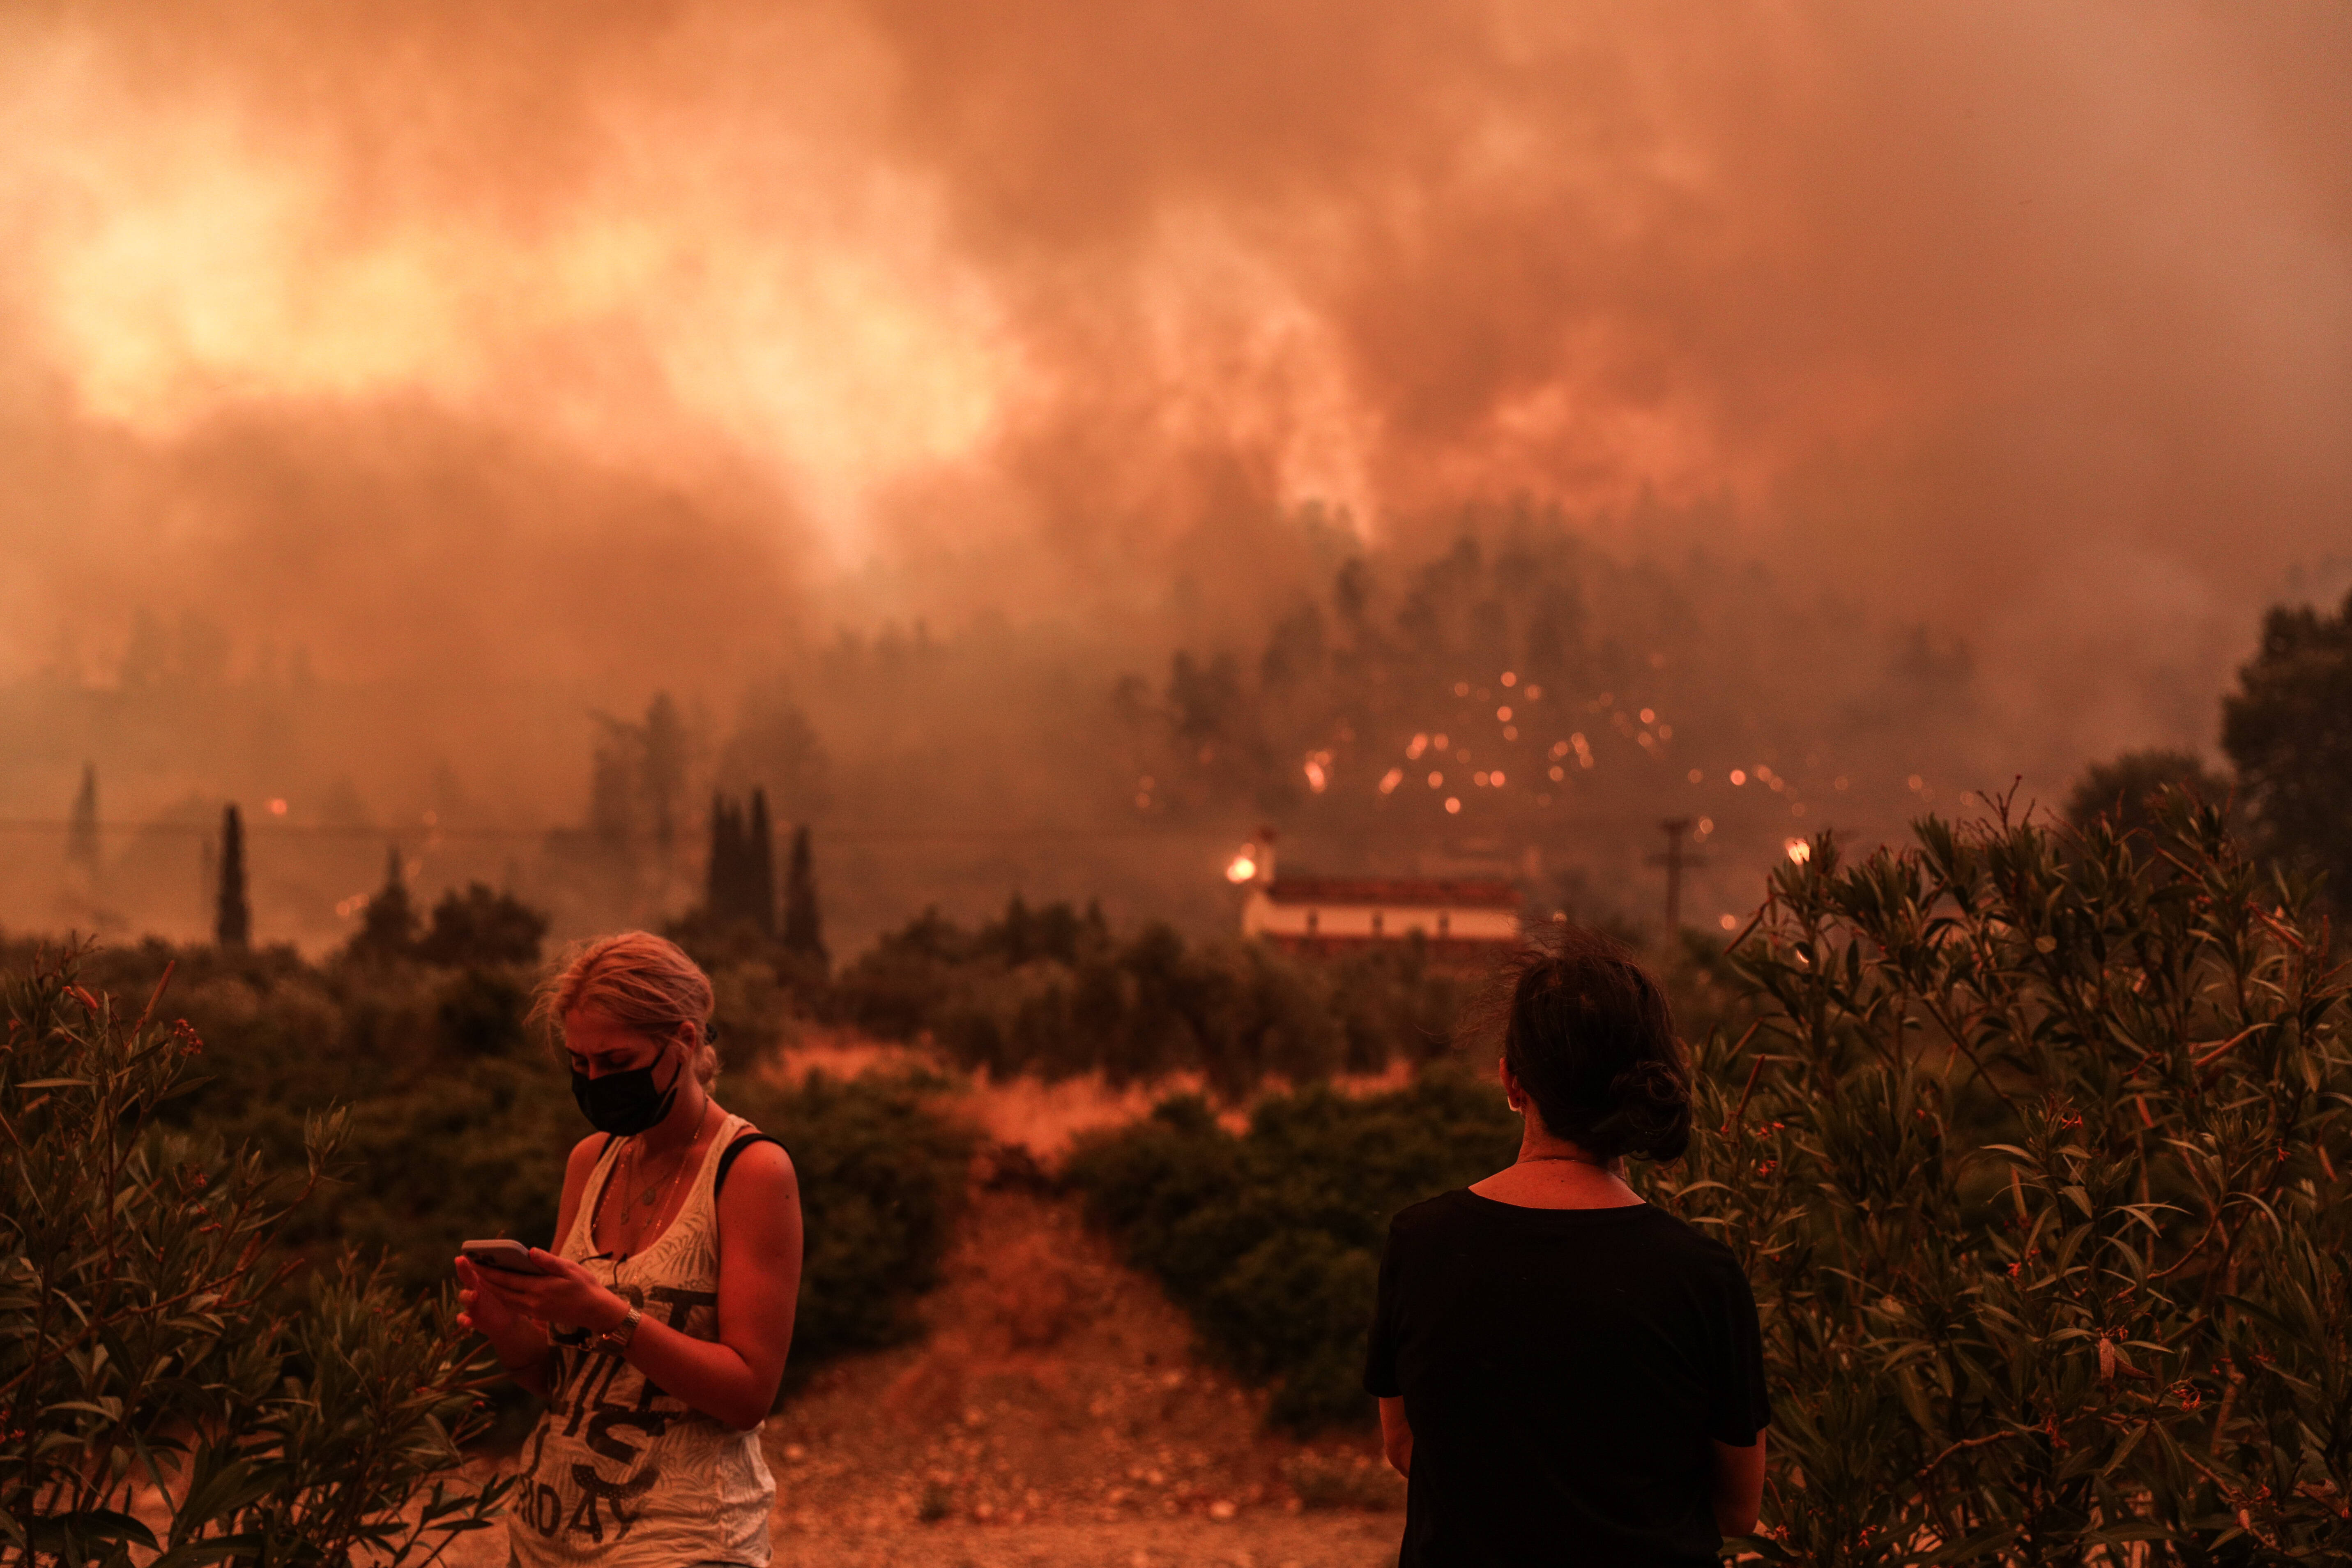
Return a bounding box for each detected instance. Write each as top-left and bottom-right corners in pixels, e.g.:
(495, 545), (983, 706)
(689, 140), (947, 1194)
(0, 951), (511, 1562)
(1667, 792), (2352, 1562)
(1066, 1071), (1519, 1430)
(0, 939), (977, 1393)
(728, 1068), (977, 1373)
(415, 884), (549, 967)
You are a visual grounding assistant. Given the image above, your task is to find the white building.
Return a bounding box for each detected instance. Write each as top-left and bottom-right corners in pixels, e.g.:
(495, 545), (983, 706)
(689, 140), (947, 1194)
(1241, 874), (1522, 960)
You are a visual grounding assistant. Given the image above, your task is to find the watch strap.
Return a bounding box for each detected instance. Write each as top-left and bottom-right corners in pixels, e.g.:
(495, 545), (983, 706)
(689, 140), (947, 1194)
(595, 1304), (642, 1355)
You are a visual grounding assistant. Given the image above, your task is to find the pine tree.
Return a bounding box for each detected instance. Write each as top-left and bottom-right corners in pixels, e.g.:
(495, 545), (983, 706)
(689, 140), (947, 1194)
(747, 790), (777, 937)
(350, 844), (417, 961)
(214, 804), (250, 949)
(782, 824), (826, 964)
(67, 764), (99, 875)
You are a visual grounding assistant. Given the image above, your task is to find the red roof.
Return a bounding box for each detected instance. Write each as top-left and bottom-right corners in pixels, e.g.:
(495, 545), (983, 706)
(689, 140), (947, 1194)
(1263, 876), (1520, 908)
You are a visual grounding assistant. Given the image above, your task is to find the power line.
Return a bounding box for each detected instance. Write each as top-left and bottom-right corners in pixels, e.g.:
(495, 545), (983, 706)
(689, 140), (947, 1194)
(0, 810), (1692, 847)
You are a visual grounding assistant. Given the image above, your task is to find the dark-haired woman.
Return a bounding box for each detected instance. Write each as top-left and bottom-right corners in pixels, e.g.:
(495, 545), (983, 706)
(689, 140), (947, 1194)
(1364, 928), (1770, 1566)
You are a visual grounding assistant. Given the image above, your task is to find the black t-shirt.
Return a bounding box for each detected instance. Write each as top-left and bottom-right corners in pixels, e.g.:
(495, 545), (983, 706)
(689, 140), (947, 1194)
(1364, 1190), (1771, 1567)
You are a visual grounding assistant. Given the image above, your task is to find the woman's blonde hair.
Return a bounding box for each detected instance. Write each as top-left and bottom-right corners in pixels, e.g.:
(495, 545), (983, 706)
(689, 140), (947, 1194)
(532, 931), (720, 1089)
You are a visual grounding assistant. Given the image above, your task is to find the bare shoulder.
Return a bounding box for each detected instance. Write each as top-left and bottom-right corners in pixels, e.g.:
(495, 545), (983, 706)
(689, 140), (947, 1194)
(719, 1138), (799, 1202)
(565, 1133), (610, 1178)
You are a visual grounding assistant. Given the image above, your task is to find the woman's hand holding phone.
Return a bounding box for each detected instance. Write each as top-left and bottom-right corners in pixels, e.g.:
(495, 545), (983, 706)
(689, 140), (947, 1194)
(453, 1254), (532, 1342)
(473, 1249), (628, 1337)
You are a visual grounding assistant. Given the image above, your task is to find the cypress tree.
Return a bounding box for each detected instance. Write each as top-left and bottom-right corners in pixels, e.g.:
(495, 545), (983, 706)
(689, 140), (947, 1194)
(747, 790), (778, 936)
(67, 764), (99, 874)
(704, 792), (731, 917)
(215, 803), (250, 949)
(643, 693), (686, 857)
(707, 792), (753, 925)
(782, 824), (826, 964)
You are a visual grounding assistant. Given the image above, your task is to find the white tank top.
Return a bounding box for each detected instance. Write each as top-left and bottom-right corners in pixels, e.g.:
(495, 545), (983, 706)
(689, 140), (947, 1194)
(507, 1113), (776, 1566)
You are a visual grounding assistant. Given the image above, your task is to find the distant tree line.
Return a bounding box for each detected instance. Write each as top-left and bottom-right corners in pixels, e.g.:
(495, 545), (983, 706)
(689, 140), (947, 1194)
(825, 895), (1470, 1096)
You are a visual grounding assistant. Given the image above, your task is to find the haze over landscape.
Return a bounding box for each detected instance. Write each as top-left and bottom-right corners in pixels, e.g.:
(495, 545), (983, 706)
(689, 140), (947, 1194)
(4, 0), (2348, 950)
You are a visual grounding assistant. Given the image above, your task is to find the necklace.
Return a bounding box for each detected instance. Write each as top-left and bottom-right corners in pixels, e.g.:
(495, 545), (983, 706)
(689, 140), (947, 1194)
(598, 1096), (714, 1264)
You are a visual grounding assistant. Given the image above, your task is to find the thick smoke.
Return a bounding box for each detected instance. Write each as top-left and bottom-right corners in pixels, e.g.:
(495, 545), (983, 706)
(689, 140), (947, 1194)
(0, 0), (2346, 944)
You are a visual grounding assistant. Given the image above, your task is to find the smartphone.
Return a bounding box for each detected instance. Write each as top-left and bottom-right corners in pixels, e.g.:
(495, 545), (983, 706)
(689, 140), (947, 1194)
(460, 1239), (547, 1275)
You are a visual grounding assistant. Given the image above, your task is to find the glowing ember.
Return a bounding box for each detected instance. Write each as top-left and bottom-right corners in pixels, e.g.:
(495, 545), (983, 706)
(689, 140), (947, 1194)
(1225, 852), (1258, 884)
(1445, 797), (1461, 814)
(1784, 839), (1811, 864)
(1407, 733), (1429, 759)
(267, 798), (288, 815)
(1687, 769), (1703, 783)
(1496, 705), (1512, 722)
(1719, 914), (1738, 931)
(1500, 671), (1518, 687)
(1427, 771), (1444, 788)
(1379, 767), (1404, 794)
(1490, 770), (1505, 787)
(1730, 769), (1748, 785)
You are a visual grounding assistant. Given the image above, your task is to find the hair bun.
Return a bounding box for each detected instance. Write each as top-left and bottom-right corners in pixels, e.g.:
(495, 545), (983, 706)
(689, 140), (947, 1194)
(1586, 1056), (1693, 1163)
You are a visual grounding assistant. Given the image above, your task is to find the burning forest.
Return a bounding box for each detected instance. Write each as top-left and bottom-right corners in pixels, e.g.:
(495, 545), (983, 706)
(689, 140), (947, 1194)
(4, 3), (2351, 1564)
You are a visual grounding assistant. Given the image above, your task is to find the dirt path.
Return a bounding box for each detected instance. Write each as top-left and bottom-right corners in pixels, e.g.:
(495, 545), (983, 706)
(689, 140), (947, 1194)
(454, 1186), (1404, 1568)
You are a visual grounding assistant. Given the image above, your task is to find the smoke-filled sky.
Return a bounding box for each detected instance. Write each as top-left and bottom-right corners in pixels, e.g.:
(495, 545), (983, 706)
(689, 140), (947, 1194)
(3, 0), (2349, 781)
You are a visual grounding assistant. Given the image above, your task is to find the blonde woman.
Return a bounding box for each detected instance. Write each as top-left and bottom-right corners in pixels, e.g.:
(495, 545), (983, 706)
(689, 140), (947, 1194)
(455, 932), (803, 1564)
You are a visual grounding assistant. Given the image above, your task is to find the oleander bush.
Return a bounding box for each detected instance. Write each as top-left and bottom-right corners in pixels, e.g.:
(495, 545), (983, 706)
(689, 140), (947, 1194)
(0, 951), (512, 1565)
(1669, 792), (2352, 1564)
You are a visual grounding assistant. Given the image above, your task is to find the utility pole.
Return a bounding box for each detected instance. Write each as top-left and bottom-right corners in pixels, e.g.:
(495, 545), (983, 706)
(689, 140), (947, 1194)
(1646, 817), (1707, 933)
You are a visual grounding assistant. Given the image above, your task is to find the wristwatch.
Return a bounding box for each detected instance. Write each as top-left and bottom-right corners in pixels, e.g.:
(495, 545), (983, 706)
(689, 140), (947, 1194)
(594, 1304), (642, 1356)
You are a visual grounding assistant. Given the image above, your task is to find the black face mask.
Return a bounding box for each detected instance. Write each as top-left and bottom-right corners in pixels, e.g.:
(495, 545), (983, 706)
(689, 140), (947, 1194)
(571, 1044), (683, 1136)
